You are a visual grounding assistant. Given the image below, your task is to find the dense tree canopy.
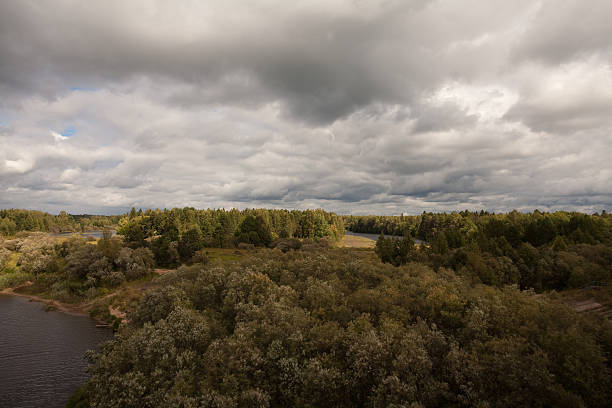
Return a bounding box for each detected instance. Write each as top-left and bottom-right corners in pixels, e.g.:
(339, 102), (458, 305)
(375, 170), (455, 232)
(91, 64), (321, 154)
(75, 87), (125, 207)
(372, 211), (612, 291)
(83, 249), (612, 408)
(2, 233), (154, 302)
(117, 208), (344, 265)
(0, 209), (119, 235)
(348, 210), (612, 245)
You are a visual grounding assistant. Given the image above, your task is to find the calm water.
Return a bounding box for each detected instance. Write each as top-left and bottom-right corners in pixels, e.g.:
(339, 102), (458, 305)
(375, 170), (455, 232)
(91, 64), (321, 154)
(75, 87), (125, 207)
(0, 295), (112, 408)
(345, 231), (425, 245)
(49, 230), (115, 239)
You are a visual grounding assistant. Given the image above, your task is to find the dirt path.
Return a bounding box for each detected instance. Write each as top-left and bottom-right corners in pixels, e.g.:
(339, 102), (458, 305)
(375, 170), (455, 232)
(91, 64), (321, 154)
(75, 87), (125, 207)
(340, 235), (376, 249)
(154, 268), (174, 275)
(566, 298), (612, 320)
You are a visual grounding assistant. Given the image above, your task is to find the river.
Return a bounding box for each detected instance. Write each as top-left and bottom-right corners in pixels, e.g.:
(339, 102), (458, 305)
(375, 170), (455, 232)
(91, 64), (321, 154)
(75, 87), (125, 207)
(0, 294), (112, 408)
(49, 230), (115, 239)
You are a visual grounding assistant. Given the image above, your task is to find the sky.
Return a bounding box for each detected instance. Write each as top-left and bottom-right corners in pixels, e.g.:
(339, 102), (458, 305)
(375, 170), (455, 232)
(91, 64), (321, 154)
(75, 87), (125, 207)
(1, 0), (611, 215)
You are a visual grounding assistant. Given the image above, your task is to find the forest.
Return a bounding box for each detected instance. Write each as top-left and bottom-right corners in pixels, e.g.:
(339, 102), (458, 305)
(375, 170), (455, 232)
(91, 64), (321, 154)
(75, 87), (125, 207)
(0, 208), (611, 407)
(0, 209), (120, 234)
(81, 249), (611, 407)
(116, 207), (344, 266)
(0, 208), (344, 304)
(369, 211), (612, 292)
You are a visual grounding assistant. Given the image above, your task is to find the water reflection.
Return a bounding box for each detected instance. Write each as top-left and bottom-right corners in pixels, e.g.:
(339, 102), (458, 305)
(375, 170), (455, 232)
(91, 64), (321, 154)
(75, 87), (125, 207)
(0, 295), (112, 408)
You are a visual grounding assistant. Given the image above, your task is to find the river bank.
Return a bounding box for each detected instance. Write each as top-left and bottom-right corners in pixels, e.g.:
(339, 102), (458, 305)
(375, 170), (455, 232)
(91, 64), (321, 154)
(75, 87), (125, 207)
(1, 267), (174, 326)
(1, 282), (121, 327)
(2, 282), (98, 317)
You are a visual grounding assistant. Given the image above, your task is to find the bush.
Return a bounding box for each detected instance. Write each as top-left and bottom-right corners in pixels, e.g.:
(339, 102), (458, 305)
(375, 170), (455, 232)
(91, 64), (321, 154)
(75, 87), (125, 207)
(191, 249), (210, 264)
(237, 242), (256, 250)
(15, 234), (58, 274)
(117, 247), (155, 280)
(66, 384), (90, 408)
(0, 271), (33, 290)
(270, 238), (302, 252)
(127, 286), (187, 327)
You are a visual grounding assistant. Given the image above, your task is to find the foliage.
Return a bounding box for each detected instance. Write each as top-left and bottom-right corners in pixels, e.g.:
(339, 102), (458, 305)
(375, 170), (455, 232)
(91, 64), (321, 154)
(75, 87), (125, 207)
(0, 246), (12, 271)
(0, 209), (119, 235)
(85, 249), (612, 407)
(116, 247), (155, 281)
(0, 232), (156, 301)
(0, 271), (33, 290)
(343, 214), (420, 237)
(116, 208), (344, 266)
(373, 211), (612, 291)
(375, 234), (417, 266)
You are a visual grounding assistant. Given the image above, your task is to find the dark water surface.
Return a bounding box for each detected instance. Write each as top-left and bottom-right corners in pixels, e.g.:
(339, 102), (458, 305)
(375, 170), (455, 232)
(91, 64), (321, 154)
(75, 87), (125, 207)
(49, 230), (115, 239)
(0, 295), (112, 408)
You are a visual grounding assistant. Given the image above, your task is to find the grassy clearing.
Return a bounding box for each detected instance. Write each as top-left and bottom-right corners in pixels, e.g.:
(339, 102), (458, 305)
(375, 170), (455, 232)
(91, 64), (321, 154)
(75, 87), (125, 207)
(339, 234), (376, 249)
(0, 252), (20, 273)
(202, 248), (244, 262)
(0, 252), (27, 289)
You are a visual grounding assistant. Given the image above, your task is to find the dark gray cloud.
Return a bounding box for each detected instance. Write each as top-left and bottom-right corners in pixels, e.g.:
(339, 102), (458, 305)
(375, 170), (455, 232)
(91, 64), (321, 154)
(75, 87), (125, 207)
(512, 1), (612, 65)
(0, 0), (611, 214)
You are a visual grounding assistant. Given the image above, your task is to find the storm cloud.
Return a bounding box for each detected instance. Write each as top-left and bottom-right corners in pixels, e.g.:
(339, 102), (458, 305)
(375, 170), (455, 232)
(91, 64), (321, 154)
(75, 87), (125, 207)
(1, 0), (611, 214)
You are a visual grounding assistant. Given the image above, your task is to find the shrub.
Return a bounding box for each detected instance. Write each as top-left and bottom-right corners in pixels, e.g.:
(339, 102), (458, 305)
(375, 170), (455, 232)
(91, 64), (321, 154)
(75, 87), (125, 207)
(270, 238), (302, 252)
(0, 271), (33, 290)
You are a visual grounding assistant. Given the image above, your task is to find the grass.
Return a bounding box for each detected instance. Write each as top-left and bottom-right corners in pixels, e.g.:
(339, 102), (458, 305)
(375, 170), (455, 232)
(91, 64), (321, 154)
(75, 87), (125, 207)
(339, 234), (376, 249)
(0, 252), (20, 273)
(0, 271), (33, 290)
(0, 252), (28, 289)
(204, 248), (244, 262)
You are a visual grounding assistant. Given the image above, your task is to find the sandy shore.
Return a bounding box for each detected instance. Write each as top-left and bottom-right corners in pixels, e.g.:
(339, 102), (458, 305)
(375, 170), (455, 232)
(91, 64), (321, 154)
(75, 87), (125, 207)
(1, 269), (171, 324)
(1, 282), (107, 321)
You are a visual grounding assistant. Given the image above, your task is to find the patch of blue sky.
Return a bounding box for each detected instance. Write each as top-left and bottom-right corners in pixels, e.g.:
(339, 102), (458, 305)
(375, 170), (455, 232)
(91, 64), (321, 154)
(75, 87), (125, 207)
(61, 125), (76, 137)
(70, 86), (98, 92)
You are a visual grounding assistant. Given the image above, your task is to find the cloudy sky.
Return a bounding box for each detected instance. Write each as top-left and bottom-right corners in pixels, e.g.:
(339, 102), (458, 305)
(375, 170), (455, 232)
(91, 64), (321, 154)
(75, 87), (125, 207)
(1, 0), (611, 215)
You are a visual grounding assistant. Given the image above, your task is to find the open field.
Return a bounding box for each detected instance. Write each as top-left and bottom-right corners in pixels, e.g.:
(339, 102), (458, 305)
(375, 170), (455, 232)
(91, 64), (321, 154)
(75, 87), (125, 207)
(339, 234), (376, 248)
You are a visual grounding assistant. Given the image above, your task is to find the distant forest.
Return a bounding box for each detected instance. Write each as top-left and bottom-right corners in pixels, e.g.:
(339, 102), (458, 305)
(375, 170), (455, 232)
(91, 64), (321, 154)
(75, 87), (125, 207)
(0, 209), (120, 234)
(344, 210), (612, 244)
(346, 211), (612, 292)
(117, 208), (345, 266)
(0, 207), (345, 265)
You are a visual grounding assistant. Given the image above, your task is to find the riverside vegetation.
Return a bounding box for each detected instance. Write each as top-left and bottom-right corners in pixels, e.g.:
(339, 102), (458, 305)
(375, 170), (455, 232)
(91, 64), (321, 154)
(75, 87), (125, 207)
(0, 209), (611, 407)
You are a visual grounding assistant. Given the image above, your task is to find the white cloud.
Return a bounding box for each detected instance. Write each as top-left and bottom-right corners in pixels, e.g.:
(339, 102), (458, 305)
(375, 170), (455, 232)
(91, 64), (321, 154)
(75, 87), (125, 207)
(0, 0), (611, 214)
(3, 159), (33, 174)
(51, 131), (69, 142)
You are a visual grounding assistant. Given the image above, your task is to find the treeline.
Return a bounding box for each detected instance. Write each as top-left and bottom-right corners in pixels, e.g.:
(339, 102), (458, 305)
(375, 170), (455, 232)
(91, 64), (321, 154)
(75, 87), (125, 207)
(346, 210), (612, 243)
(375, 210), (612, 291)
(118, 208), (344, 266)
(0, 209), (120, 235)
(344, 214), (421, 236)
(78, 249), (612, 407)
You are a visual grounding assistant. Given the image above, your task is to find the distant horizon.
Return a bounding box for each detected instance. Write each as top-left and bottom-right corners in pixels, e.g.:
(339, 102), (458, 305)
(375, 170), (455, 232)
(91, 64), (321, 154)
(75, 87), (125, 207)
(2, 205), (609, 218)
